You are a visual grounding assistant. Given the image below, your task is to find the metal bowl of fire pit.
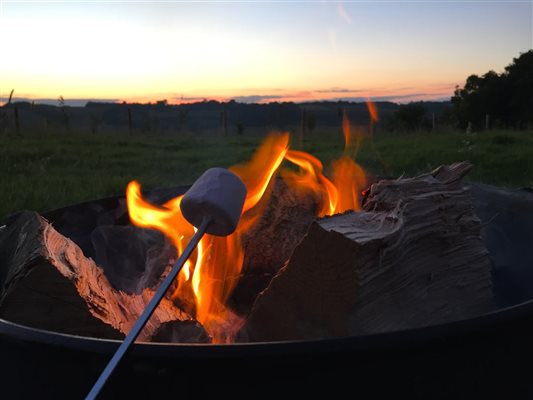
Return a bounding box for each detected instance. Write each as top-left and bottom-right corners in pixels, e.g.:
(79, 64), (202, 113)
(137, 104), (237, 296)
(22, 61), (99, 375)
(2, 180), (533, 398)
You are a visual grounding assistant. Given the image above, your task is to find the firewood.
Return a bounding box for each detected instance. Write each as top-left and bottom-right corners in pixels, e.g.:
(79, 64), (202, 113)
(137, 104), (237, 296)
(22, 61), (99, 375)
(239, 162), (494, 342)
(152, 320), (210, 343)
(0, 211), (192, 341)
(230, 177), (317, 314)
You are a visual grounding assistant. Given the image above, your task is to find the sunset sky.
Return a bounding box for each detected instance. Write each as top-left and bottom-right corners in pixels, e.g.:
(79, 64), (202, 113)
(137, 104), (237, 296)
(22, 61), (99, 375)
(1, 0), (532, 105)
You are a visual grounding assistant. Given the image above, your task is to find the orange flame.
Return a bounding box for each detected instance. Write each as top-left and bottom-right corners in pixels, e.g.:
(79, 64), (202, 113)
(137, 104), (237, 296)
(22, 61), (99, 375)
(283, 150), (338, 216)
(342, 108), (352, 150)
(283, 150), (365, 216)
(331, 106), (367, 212)
(366, 99), (379, 123)
(330, 156), (366, 212)
(126, 131), (366, 342)
(126, 183), (196, 282)
(230, 133), (289, 228)
(126, 133), (289, 343)
(191, 132), (289, 341)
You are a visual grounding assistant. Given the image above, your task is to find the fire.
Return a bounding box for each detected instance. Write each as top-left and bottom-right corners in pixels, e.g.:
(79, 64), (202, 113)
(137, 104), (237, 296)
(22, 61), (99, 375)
(282, 150), (338, 216)
(187, 133), (289, 341)
(342, 108), (352, 149)
(126, 122), (368, 342)
(366, 99), (379, 123)
(127, 133), (289, 342)
(330, 156), (366, 212)
(126, 184), (196, 281)
(230, 133), (289, 230)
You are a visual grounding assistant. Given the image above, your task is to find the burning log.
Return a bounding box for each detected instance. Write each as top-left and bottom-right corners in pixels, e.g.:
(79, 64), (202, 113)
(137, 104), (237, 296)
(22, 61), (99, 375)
(239, 162), (494, 342)
(0, 211), (194, 341)
(230, 177), (317, 314)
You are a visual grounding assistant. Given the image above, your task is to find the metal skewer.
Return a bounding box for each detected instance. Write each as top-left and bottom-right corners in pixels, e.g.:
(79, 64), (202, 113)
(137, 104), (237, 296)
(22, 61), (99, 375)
(86, 217), (210, 400)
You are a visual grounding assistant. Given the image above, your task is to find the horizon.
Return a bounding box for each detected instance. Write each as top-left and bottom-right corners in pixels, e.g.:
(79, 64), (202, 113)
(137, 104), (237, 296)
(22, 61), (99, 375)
(1, 1), (532, 105)
(0, 95), (453, 108)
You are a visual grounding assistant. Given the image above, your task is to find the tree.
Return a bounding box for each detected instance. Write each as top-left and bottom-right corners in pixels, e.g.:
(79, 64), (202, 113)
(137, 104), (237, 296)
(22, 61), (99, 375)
(452, 50), (533, 129)
(505, 51), (533, 128)
(451, 71), (508, 130)
(392, 103), (427, 131)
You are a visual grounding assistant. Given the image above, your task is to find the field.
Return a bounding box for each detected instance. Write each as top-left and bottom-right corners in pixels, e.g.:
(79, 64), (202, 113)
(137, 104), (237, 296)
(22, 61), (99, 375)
(1, 129), (533, 219)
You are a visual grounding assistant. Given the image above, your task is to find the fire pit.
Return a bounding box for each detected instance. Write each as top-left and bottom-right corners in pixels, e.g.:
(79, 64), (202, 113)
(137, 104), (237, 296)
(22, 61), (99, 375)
(2, 133), (533, 397)
(1, 182), (533, 397)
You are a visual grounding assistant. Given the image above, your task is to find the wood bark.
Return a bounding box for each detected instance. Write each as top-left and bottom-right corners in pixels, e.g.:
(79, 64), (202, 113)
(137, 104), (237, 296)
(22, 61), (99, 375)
(239, 162), (494, 342)
(0, 211), (193, 341)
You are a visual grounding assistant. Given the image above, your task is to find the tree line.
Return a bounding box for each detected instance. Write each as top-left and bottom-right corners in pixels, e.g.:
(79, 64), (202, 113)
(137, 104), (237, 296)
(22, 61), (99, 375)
(386, 50), (533, 132)
(2, 50), (531, 135)
(451, 50), (533, 130)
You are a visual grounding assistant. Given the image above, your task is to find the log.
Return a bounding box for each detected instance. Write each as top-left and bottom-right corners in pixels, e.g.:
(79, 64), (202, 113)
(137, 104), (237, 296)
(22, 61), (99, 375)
(90, 224), (175, 294)
(239, 162), (494, 342)
(229, 177), (317, 314)
(0, 211), (192, 341)
(152, 320), (210, 343)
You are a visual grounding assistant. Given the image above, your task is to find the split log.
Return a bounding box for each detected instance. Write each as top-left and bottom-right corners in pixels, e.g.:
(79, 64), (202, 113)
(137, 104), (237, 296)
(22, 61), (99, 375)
(90, 224), (175, 294)
(239, 162), (494, 342)
(229, 177), (317, 314)
(0, 211), (193, 341)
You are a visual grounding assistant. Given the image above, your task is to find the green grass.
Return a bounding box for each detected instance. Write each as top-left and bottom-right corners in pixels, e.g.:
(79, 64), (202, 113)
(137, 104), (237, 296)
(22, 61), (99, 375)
(1, 129), (533, 219)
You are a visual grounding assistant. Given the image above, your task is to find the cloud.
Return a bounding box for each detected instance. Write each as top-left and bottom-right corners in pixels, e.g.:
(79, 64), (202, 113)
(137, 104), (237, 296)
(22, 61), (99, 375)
(315, 87), (364, 94)
(329, 93), (450, 103)
(337, 2), (352, 24)
(231, 95), (284, 103)
(170, 96), (207, 103)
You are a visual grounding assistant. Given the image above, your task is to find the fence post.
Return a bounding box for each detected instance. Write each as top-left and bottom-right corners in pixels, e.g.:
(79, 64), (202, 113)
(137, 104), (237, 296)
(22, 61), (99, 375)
(14, 106), (20, 135)
(128, 107), (133, 135)
(300, 108), (306, 146)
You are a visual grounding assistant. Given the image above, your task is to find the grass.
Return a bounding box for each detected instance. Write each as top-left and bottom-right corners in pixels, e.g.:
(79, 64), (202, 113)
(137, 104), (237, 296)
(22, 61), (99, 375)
(1, 129), (533, 219)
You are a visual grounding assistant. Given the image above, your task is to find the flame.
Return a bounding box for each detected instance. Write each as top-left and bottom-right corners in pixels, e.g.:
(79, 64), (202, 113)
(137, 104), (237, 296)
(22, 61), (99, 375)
(366, 99), (379, 123)
(334, 108), (368, 212)
(190, 132), (289, 341)
(283, 150), (338, 216)
(230, 133), (289, 225)
(126, 183), (196, 284)
(330, 156), (366, 212)
(283, 150), (365, 216)
(342, 108), (352, 150)
(126, 133), (288, 343)
(126, 130), (366, 342)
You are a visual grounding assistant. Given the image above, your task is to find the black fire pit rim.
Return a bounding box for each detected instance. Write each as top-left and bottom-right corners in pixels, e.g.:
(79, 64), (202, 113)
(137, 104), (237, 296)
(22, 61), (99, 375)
(41, 184), (193, 222)
(1, 298), (533, 359)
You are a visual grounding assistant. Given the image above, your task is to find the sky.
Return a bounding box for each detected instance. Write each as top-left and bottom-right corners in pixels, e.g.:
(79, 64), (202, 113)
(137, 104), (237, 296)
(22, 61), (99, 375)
(0, 0), (532, 105)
